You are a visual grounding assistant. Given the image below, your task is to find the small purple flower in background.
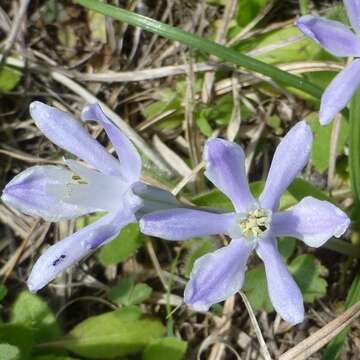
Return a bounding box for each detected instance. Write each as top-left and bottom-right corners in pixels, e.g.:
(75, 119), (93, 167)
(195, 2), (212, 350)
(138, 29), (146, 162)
(296, 0), (360, 125)
(1, 102), (177, 292)
(140, 121), (350, 324)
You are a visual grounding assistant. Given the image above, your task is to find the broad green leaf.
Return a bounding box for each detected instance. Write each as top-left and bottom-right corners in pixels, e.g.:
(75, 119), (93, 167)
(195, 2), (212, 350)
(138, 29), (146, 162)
(60, 310), (165, 358)
(287, 178), (332, 203)
(75, 0), (323, 99)
(243, 265), (273, 312)
(235, 25), (333, 65)
(0, 67), (21, 92)
(143, 337), (187, 360)
(278, 237), (296, 259)
(11, 291), (60, 344)
(322, 272), (360, 360)
(236, 0), (268, 27)
(289, 254), (327, 303)
(98, 223), (143, 266)
(0, 344), (20, 360)
(109, 278), (152, 306)
(307, 113), (349, 173)
(0, 324), (33, 360)
(0, 284), (7, 301)
(192, 181), (296, 211)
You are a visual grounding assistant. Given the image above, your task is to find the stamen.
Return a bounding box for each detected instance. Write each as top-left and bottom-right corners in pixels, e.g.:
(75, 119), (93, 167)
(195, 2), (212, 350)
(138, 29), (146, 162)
(231, 207), (271, 242)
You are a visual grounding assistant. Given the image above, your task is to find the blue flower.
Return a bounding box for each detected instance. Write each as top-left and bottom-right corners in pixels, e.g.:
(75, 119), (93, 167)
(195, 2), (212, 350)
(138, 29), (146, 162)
(296, 0), (360, 125)
(1, 102), (177, 292)
(140, 121), (350, 324)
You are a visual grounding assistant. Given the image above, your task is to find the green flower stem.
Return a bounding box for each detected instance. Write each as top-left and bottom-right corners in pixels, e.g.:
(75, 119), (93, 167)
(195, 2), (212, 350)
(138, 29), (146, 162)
(75, 0), (323, 99)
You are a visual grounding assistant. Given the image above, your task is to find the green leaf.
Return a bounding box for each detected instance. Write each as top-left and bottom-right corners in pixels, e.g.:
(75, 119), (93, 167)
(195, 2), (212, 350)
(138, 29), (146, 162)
(32, 356), (79, 360)
(243, 265), (273, 312)
(0, 284), (7, 302)
(289, 254), (327, 303)
(58, 310), (165, 358)
(0, 344), (20, 360)
(143, 337), (187, 360)
(349, 88), (360, 206)
(98, 223), (143, 266)
(74, 0), (323, 99)
(11, 291), (61, 344)
(322, 272), (360, 360)
(307, 113), (349, 173)
(192, 181), (296, 211)
(287, 178), (332, 203)
(0, 67), (22, 92)
(109, 278), (152, 306)
(278, 237), (296, 259)
(0, 324), (33, 360)
(236, 0), (269, 27)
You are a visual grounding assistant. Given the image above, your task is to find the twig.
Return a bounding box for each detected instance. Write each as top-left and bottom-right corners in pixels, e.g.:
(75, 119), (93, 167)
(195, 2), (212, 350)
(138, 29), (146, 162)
(279, 300), (360, 360)
(239, 291), (272, 360)
(0, 0), (30, 66)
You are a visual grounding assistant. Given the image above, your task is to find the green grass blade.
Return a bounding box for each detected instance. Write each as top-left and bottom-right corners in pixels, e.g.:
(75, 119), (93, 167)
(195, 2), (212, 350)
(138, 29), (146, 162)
(75, 0), (323, 99)
(349, 89), (360, 206)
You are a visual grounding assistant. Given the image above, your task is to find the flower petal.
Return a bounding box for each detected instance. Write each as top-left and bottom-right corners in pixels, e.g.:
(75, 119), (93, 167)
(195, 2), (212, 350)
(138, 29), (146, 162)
(272, 197), (350, 247)
(1, 165), (96, 221)
(296, 15), (360, 57)
(30, 101), (122, 176)
(184, 238), (252, 311)
(81, 104), (141, 182)
(132, 182), (179, 217)
(140, 208), (235, 241)
(204, 138), (254, 212)
(259, 121), (312, 210)
(319, 60), (360, 125)
(62, 159), (131, 213)
(27, 209), (136, 292)
(257, 237), (304, 325)
(344, 0), (360, 33)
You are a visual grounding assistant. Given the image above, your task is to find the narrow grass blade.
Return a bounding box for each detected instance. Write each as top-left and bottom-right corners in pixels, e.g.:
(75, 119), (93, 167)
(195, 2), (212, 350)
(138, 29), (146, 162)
(349, 89), (360, 207)
(75, 0), (323, 99)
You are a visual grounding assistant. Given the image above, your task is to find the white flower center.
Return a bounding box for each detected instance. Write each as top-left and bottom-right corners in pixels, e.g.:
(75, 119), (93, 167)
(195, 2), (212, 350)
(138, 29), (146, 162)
(239, 208), (271, 239)
(229, 206), (272, 242)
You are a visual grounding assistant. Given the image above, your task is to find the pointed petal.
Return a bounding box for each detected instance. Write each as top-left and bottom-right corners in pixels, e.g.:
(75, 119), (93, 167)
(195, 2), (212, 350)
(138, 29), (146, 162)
(296, 15), (360, 57)
(204, 138), (255, 212)
(257, 237), (304, 325)
(27, 209), (136, 292)
(344, 0), (360, 33)
(81, 104), (141, 182)
(63, 159), (130, 213)
(140, 208), (235, 241)
(185, 238), (252, 311)
(259, 121), (312, 210)
(30, 101), (122, 176)
(1, 165), (96, 221)
(272, 197), (350, 247)
(132, 182), (179, 217)
(319, 60), (360, 125)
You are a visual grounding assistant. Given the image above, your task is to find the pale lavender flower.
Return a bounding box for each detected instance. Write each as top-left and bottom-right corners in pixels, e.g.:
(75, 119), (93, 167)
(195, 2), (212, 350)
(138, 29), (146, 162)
(1, 102), (177, 292)
(296, 0), (360, 125)
(140, 121), (350, 324)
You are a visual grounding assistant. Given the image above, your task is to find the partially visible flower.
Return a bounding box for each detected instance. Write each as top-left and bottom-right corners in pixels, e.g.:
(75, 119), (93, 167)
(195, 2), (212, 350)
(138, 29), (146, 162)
(296, 0), (360, 125)
(140, 121), (350, 324)
(1, 102), (177, 292)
